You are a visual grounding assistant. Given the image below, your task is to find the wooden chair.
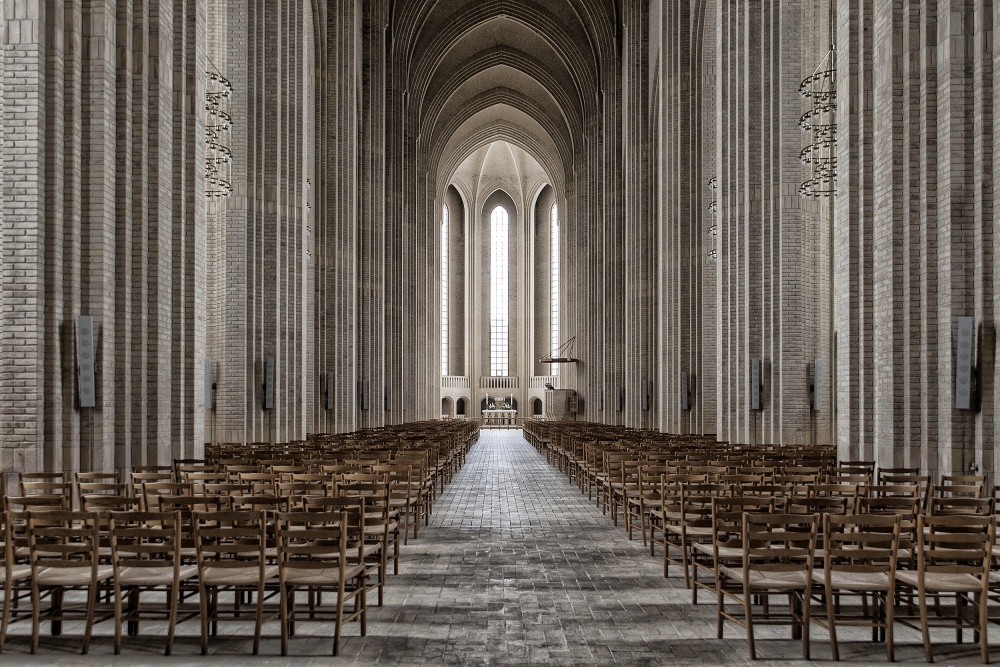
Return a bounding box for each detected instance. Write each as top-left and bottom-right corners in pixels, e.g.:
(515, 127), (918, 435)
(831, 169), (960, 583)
(614, 459), (644, 535)
(193, 510), (279, 655)
(222, 464), (260, 483)
(338, 480), (397, 589)
(838, 460), (875, 476)
(108, 510), (198, 655)
(881, 473), (931, 510)
(717, 512), (819, 660)
(650, 477), (683, 568)
(1, 508), (32, 653)
(140, 481), (191, 511)
(18, 478), (73, 510)
(229, 494), (290, 514)
(202, 480), (251, 498)
(691, 496), (773, 606)
(625, 465), (670, 549)
(18, 472), (67, 495)
(269, 465), (307, 483)
(278, 480), (327, 510)
(664, 483), (725, 589)
(787, 495), (849, 516)
(877, 466), (920, 484)
(27, 510), (114, 654)
(939, 474), (988, 498)
(183, 472), (228, 493)
(237, 472), (277, 495)
(276, 510), (368, 656)
(895, 513), (994, 663)
(129, 471), (172, 497)
(861, 495), (920, 567)
(393, 453), (433, 530)
(809, 483), (862, 513)
(375, 464), (418, 545)
(75, 472), (123, 506)
(303, 496), (383, 598)
(734, 483), (795, 509)
(813, 512), (901, 661)
(174, 460), (214, 483)
(131, 465), (173, 475)
(156, 494), (225, 515)
(599, 452), (630, 521)
(928, 486), (993, 516)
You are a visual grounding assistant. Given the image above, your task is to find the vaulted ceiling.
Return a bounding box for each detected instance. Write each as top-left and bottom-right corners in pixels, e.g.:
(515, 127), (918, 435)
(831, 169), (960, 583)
(391, 0), (618, 197)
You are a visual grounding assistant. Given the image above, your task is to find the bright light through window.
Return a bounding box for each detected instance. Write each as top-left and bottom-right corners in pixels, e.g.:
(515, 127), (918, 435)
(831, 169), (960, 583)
(550, 202), (559, 377)
(441, 205), (449, 376)
(490, 206), (509, 376)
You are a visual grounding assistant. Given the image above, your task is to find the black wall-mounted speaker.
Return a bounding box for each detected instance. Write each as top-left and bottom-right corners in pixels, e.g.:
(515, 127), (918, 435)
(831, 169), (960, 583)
(384, 385), (391, 411)
(325, 371), (334, 411)
(750, 357), (763, 411)
(955, 316), (975, 410)
(205, 357), (215, 410)
(77, 316), (96, 408)
(680, 372), (691, 411)
(615, 386), (624, 412)
(810, 358), (823, 412)
(263, 356), (275, 410)
(360, 380), (369, 411)
(597, 389), (604, 411)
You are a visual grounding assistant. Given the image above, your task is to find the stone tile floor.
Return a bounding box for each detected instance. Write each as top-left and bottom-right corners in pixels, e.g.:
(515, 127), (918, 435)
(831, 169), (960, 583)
(4, 430), (998, 665)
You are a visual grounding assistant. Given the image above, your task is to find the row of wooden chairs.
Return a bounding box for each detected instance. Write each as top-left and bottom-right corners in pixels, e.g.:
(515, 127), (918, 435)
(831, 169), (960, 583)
(1, 420), (481, 655)
(710, 509), (996, 663)
(1, 506), (373, 656)
(525, 419), (1000, 662)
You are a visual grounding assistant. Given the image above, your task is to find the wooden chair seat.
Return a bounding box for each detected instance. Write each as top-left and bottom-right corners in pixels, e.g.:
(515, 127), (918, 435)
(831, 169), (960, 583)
(281, 563), (366, 584)
(692, 541), (740, 560)
(201, 564), (279, 586)
(35, 565), (114, 587)
(665, 523), (711, 538)
(811, 568), (889, 591)
(117, 564), (199, 587)
(719, 566), (811, 589)
(897, 570), (986, 592)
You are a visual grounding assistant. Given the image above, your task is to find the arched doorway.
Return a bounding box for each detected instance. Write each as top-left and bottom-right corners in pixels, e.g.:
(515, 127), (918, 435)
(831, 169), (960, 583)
(456, 398), (467, 416)
(532, 397), (543, 416)
(442, 397), (454, 418)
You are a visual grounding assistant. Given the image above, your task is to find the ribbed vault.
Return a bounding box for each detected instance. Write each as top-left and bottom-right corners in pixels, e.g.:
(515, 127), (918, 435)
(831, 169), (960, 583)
(393, 0), (616, 196)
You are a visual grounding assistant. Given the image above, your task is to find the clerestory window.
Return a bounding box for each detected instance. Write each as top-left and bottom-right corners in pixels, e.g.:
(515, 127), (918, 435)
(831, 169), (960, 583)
(490, 206), (509, 376)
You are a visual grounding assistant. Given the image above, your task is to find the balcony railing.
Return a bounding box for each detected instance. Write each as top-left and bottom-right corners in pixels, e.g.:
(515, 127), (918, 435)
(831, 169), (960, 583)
(529, 376), (556, 389)
(478, 376), (518, 390)
(441, 376), (471, 389)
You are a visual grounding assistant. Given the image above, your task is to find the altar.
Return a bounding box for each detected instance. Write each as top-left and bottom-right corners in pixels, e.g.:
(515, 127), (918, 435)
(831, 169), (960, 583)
(482, 409), (518, 428)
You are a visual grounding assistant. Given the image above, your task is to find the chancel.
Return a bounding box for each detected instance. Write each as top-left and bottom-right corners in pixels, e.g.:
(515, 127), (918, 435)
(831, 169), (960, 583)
(1, 0), (999, 663)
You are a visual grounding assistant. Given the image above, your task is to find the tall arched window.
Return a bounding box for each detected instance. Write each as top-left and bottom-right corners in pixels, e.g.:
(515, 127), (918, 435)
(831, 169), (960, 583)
(550, 202), (560, 376)
(490, 206), (509, 376)
(441, 204), (449, 376)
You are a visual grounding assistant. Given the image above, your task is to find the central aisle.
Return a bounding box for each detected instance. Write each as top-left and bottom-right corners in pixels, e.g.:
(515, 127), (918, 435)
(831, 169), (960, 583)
(337, 430), (745, 665)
